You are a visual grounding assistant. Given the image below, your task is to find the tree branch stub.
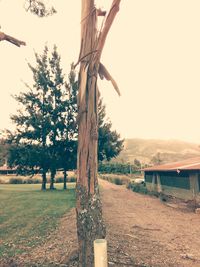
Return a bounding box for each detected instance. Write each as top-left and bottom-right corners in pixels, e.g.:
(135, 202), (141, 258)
(94, 0), (121, 63)
(0, 31), (26, 47)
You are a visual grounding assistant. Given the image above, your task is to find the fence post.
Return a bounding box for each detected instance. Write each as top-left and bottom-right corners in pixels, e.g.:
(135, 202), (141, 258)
(94, 239), (108, 267)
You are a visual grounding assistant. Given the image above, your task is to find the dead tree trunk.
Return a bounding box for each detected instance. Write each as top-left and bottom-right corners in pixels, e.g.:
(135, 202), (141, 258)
(76, 1), (121, 266)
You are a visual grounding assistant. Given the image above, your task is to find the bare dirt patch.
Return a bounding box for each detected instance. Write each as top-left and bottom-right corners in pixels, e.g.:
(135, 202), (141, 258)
(100, 179), (200, 267)
(2, 179), (200, 267)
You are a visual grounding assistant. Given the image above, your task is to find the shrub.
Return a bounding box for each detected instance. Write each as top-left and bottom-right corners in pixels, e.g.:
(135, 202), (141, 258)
(114, 177), (123, 185)
(9, 177), (42, 184)
(127, 182), (148, 194)
(55, 177), (64, 183)
(99, 174), (130, 186)
(55, 176), (76, 183)
(127, 181), (132, 190)
(24, 178), (41, 184)
(9, 178), (23, 184)
(68, 177), (76, 183)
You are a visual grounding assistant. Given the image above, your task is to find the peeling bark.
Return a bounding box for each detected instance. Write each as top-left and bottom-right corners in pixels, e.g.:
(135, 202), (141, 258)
(76, 185), (106, 266)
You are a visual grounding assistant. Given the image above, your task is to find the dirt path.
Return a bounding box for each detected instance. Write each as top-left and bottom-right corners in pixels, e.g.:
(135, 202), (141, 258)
(3, 179), (200, 267)
(100, 179), (200, 267)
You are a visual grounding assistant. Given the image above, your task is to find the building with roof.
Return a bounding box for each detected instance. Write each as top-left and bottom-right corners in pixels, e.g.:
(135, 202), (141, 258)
(143, 157), (200, 200)
(0, 164), (17, 175)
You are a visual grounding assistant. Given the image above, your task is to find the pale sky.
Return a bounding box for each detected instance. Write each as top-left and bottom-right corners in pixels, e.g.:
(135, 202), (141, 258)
(1, 0), (200, 143)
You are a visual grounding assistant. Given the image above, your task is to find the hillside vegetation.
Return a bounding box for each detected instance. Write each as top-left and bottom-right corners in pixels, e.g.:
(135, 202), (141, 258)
(116, 138), (200, 164)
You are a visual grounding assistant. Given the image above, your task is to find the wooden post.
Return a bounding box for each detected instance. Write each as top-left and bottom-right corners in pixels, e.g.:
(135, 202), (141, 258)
(189, 172), (199, 196)
(157, 173), (162, 193)
(94, 239), (108, 267)
(151, 173), (156, 191)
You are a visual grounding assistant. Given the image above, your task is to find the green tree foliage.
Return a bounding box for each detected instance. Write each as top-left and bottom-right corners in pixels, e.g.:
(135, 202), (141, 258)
(0, 138), (10, 166)
(9, 46), (123, 189)
(98, 162), (138, 174)
(55, 69), (78, 189)
(8, 144), (42, 174)
(11, 46), (52, 189)
(10, 45), (77, 190)
(98, 98), (124, 162)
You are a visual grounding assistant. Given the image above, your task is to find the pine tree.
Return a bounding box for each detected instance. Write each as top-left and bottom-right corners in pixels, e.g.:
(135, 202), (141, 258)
(98, 98), (124, 162)
(11, 46), (53, 189)
(10, 45), (77, 190)
(57, 68), (78, 189)
(47, 45), (66, 190)
(62, 75), (124, 165)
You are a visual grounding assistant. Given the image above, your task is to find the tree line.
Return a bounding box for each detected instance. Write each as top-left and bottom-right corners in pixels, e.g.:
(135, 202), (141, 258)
(99, 160), (141, 175)
(2, 45), (123, 190)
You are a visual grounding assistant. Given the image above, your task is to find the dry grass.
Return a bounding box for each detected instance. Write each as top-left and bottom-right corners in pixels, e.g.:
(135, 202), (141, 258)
(99, 173), (143, 186)
(99, 173), (131, 185)
(0, 171), (76, 184)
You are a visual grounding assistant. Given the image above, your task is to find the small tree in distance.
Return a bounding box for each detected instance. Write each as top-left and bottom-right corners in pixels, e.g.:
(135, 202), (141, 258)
(151, 152), (163, 166)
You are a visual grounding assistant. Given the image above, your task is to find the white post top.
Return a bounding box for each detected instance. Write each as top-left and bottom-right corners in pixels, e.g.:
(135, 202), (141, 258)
(94, 239), (108, 267)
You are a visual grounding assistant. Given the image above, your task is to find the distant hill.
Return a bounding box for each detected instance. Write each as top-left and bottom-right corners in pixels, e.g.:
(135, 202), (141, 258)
(115, 138), (200, 164)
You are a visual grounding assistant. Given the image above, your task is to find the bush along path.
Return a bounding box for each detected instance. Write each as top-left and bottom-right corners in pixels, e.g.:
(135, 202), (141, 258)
(3, 179), (200, 266)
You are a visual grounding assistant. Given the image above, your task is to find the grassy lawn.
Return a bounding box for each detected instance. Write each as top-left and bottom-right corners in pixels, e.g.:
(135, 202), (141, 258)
(0, 183), (76, 259)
